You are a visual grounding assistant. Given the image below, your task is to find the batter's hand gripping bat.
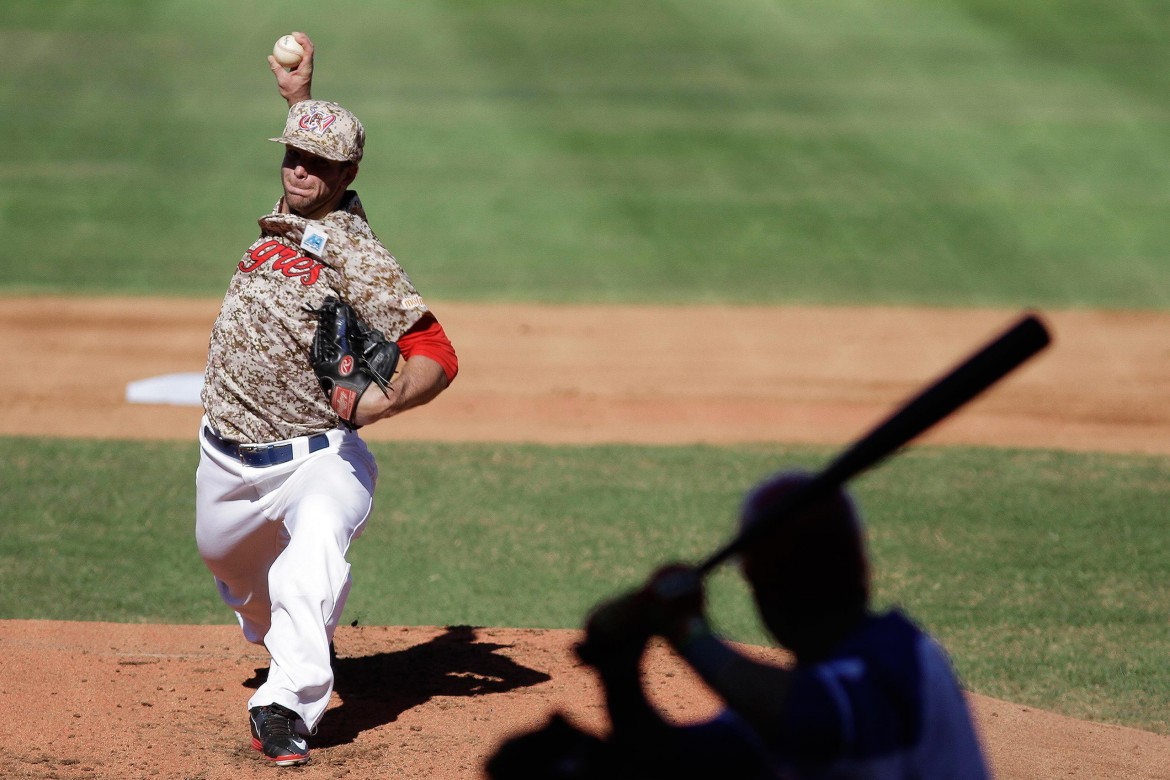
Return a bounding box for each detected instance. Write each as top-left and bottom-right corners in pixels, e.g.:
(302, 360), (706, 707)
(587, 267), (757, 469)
(696, 312), (1051, 577)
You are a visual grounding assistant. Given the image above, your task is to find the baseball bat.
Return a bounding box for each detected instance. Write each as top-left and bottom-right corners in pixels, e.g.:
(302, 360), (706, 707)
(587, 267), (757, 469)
(695, 311), (1051, 576)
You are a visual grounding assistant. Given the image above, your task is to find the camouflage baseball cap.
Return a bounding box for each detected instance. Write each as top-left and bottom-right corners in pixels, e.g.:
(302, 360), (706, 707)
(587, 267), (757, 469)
(269, 100), (365, 164)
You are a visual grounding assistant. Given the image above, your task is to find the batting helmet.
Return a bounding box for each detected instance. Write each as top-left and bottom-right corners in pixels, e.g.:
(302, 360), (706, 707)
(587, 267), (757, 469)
(737, 471), (871, 648)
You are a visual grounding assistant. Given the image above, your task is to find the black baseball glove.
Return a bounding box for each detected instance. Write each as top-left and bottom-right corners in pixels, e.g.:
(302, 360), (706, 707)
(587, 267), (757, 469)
(309, 296), (400, 427)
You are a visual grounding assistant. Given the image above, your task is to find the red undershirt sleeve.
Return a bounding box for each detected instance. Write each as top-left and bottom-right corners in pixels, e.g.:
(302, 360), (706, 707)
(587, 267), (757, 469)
(397, 312), (459, 383)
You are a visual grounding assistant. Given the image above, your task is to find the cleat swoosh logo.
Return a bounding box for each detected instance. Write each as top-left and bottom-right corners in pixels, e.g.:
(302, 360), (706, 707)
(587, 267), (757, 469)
(291, 738), (307, 751)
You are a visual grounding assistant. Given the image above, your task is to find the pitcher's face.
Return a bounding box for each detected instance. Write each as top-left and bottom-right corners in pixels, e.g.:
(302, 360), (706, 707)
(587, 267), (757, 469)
(280, 146), (356, 220)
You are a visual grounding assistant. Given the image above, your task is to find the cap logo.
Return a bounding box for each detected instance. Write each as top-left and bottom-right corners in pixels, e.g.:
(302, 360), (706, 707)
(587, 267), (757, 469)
(298, 111), (337, 137)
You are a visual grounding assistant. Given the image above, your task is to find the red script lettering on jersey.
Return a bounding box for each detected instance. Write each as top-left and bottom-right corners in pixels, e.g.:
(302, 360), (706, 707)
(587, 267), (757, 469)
(239, 240), (324, 286)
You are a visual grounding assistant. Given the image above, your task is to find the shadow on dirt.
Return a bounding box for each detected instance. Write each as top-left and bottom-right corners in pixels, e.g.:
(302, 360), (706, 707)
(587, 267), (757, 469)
(244, 625), (553, 747)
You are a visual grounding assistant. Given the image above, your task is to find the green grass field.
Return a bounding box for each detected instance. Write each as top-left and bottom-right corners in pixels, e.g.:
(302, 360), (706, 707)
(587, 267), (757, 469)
(3, 0), (1170, 305)
(1, 0), (1168, 737)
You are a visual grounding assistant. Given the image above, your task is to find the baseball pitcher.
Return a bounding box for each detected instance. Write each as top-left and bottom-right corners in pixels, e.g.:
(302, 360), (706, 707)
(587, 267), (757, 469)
(195, 32), (458, 766)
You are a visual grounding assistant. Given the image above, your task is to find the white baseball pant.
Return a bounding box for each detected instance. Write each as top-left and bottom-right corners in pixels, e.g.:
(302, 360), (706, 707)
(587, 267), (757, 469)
(195, 417), (377, 732)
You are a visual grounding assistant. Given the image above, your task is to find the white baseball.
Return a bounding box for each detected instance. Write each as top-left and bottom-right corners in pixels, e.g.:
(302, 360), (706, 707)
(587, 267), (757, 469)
(273, 35), (304, 69)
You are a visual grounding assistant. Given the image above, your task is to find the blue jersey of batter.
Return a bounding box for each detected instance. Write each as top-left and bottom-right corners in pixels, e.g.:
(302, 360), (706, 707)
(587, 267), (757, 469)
(679, 611), (990, 780)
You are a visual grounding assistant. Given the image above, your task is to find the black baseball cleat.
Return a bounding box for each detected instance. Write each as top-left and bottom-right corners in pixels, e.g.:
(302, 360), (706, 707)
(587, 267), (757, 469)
(249, 704), (310, 766)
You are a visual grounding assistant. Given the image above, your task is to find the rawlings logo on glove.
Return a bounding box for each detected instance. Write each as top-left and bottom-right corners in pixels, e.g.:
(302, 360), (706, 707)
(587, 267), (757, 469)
(308, 296), (400, 427)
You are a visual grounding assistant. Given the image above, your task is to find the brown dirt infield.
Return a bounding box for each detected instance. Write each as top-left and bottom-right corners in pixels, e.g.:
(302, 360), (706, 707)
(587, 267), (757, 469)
(3, 295), (1169, 779)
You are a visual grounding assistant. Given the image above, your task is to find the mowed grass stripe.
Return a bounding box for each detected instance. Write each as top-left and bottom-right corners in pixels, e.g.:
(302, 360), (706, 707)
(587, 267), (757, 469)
(1, 1), (1168, 306)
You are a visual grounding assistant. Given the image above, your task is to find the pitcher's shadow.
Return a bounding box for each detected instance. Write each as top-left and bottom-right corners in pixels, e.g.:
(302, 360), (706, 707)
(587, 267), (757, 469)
(244, 625), (553, 747)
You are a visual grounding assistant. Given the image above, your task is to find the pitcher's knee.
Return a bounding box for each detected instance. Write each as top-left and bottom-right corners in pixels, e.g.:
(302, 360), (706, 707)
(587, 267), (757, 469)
(289, 495), (365, 550)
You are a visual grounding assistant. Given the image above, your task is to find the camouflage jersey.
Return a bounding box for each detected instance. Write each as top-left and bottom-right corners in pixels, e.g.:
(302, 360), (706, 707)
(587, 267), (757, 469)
(202, 190), (429, 444)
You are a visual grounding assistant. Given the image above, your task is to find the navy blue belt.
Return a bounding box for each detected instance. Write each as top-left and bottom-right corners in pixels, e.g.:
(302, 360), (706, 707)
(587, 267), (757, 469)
(203, 426), (330, 468)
